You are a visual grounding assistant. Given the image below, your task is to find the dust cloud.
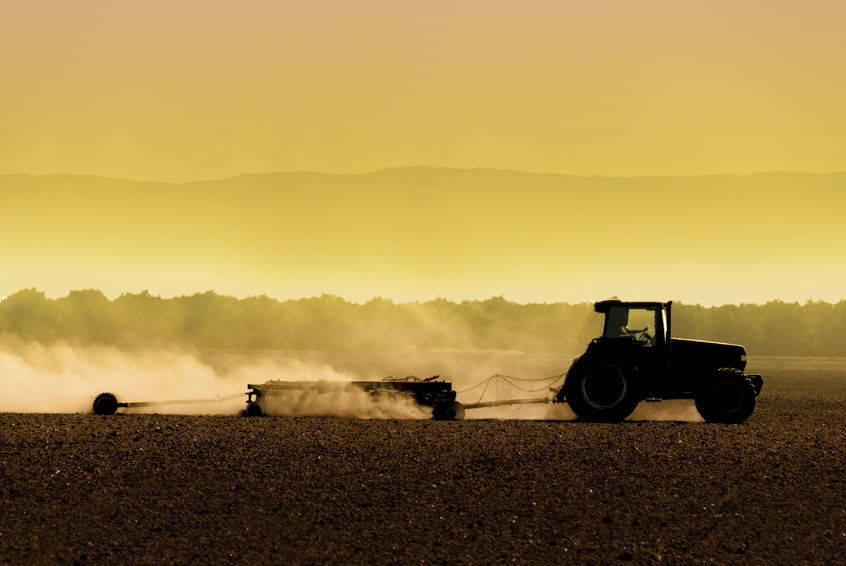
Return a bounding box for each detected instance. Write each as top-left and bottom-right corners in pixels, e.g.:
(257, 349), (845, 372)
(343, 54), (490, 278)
(0, 337), (423, 417)
(0, 337), (449, 418)
(0, 337), (243, 414)
(258, 387), (432, 419)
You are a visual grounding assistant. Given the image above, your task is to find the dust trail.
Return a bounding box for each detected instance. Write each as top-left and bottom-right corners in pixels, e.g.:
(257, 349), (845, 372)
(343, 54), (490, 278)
(0, 337), (424, 417)
(258, 387), (432, 419)
(0, 338), (224, 413)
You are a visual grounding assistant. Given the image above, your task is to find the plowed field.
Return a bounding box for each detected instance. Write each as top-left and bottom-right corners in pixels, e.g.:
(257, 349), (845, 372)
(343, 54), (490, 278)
(1, 370), (844, 565)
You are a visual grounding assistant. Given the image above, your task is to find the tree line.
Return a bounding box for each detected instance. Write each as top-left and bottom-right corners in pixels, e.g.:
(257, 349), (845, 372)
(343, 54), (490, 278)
(1, 288), (844, 356)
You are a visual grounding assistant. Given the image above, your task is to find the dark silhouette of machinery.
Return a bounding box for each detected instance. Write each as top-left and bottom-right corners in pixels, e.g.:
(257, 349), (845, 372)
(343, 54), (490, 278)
(92, 299), (763, 423)
(555, 300), (763, 422)
(242, 376), (464, 420)
(92, 377), (464, 420)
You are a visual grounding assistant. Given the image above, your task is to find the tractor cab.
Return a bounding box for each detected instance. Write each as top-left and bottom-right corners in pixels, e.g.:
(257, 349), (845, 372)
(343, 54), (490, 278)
(595, 300), (671, 350)
(591, 300), (673, 394)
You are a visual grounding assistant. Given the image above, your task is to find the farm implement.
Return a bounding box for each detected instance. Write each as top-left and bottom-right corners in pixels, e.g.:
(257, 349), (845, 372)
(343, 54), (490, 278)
(242, 375), (465, 420)
(92, 375), (471, 420)
(91, 373), (559, 420)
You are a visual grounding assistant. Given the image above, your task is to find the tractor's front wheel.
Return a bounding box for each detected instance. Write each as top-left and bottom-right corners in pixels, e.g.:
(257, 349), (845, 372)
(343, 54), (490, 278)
(695, 368), (757, 423)
(563, 361), (640, 422)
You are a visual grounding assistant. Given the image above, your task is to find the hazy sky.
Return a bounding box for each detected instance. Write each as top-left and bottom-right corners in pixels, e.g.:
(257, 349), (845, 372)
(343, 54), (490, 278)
(2, 0), (845, 180)
(2, 170), (844, 306)
(2, 1), (845, 306)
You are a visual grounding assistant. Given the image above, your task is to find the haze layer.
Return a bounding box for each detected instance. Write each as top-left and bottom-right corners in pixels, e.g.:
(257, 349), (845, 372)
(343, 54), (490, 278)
(2, 0), (845, 180)
(2, 170), (844, 305)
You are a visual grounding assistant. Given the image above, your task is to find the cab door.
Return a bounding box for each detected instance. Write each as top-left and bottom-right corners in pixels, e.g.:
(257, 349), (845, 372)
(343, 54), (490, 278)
(623, 306), (667, 393)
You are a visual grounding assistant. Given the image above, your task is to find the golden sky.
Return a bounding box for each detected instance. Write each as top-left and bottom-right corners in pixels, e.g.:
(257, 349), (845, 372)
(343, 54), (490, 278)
(2, 171), (845, 306)
(2, 0), (845, 180)
(1, 1), (845, 305)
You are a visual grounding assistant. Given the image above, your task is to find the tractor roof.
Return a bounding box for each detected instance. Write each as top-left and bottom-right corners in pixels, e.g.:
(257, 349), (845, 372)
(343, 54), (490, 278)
(594, 300), (671, 313)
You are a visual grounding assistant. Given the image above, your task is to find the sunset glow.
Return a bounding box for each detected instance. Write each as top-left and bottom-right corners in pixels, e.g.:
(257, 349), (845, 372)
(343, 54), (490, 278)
(2, 1), (845, 305)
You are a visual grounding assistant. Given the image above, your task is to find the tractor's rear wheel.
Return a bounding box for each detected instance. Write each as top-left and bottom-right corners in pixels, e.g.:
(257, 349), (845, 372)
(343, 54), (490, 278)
(695, 368), (757, 423)
(564, 361), (640, 422)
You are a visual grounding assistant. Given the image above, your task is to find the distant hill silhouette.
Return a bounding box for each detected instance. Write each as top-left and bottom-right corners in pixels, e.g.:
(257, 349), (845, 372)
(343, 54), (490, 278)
(5, 168), (845, 242)
(5, 169), (845, 213)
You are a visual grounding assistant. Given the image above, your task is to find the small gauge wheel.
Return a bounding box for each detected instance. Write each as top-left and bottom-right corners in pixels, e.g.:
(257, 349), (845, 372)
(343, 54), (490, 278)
(93, 392), (119, 415)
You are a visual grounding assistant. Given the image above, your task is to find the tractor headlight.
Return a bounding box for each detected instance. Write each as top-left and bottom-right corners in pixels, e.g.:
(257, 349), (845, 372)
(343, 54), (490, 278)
(740, 354), (747, 363)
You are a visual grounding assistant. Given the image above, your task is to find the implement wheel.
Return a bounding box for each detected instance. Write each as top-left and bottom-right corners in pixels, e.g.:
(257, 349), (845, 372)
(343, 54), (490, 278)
(433, 401), (465, 421)
(93, 392), (119, 415)
(243, 401), (264, 417)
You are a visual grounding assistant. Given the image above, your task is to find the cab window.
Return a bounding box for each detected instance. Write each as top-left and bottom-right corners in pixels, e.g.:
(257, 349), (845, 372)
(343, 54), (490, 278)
(604, 306), (657, 346)
(626, 308), (657, 346)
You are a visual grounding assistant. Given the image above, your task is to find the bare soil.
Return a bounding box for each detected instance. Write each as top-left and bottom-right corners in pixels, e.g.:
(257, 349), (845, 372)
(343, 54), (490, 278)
(1, 374), (844, 564)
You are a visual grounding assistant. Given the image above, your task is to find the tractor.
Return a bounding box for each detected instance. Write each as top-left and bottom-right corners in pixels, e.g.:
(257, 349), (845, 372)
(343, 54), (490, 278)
(554, 300), (763, 423)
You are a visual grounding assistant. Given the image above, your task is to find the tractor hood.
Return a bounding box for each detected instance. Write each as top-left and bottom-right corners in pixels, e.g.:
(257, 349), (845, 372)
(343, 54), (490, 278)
(670, 338), (747, 372)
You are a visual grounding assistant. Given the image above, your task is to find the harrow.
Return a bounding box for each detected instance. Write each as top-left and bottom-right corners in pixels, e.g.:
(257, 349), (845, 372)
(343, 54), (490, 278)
(91, 374), (562, 420)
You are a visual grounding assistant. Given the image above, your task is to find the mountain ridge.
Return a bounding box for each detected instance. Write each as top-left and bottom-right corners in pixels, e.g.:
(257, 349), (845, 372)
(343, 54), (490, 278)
(2, 167), (846, 186)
